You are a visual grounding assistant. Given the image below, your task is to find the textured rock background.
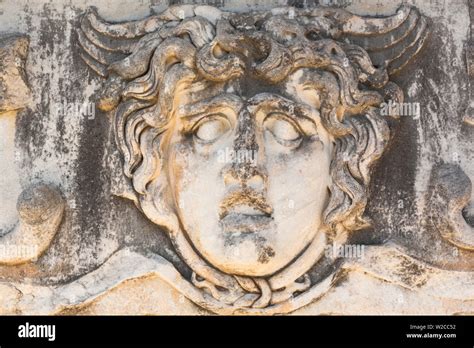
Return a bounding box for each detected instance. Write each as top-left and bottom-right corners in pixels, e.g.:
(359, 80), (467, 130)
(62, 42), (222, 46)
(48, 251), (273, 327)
(0, 0), (472, 309)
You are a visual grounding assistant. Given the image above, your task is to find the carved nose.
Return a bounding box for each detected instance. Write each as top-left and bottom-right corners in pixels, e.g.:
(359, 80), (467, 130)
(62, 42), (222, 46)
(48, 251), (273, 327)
(223, 167), (266, 191)
(222, 107), (266, 190)
(246, 172), (265, 190)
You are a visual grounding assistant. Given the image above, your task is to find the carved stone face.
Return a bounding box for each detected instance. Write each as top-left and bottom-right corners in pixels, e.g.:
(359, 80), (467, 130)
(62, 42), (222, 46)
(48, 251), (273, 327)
(76, 3), (433, 313)
(165, 71), (333, 276)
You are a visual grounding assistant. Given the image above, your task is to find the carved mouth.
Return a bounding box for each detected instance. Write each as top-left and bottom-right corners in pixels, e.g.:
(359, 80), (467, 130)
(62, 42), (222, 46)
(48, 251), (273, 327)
(220, 210), (273, 234)
(219, 191), (273, 233)
(227, 204), (269, 216)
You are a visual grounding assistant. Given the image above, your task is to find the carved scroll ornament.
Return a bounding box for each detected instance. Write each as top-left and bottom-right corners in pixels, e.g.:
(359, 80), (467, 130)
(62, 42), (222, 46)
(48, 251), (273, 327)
(0, 35), (64, 265)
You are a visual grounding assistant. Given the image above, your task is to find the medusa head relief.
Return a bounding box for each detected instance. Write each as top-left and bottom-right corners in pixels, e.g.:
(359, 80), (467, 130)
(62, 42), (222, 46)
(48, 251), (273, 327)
(78, 4), (429, 314)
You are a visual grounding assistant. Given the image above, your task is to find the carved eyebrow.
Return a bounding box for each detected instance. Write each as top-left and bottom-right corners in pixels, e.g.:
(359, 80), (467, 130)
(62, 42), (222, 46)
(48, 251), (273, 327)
(247, 93), (319, 124)
(176, 94), (244, 119)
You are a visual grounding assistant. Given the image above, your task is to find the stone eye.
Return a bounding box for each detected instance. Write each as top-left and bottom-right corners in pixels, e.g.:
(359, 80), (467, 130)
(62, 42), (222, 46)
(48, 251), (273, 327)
(193, 115), (231, 143)
(264, 113), (303, 147)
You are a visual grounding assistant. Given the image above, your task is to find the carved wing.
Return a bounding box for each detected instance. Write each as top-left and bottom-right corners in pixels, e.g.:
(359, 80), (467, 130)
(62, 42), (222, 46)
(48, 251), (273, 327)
(77, 7), (166, 78)
(77, 5), (217, 80)
(338, 5), (429, 75)
(77, 5), (429, 79)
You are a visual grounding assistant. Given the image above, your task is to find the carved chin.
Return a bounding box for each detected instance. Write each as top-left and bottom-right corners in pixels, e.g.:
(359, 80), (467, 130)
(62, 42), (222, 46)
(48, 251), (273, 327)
(200, 232), (284, 277)
(176, 219), (327, 279)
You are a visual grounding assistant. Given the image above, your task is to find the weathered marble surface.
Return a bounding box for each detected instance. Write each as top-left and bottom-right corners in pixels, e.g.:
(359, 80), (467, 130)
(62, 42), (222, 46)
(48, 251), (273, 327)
(0, 0), (473, 315)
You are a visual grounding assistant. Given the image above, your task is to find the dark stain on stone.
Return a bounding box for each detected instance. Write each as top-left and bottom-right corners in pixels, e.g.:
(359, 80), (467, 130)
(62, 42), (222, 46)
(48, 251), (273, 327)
(395, 258), (427, 288)
(287, 0), (319, 9)
(307, 253), (344, 285)
(169, 0), (224, 6)
(257, 245), (275, 263)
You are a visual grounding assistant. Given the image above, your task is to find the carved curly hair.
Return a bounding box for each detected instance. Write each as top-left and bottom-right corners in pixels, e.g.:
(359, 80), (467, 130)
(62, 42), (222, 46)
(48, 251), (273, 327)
(86, 9), (394, 236)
